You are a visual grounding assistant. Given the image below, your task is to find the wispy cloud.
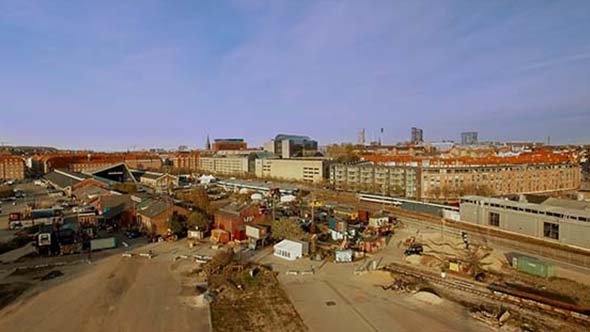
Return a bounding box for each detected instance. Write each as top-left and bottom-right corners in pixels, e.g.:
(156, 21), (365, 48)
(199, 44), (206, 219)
(0, 0), (589, 148)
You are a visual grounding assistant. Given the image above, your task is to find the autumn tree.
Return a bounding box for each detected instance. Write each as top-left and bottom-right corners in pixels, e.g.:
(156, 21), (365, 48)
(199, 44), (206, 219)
(180, 188), (211, 213)
(269, 219), (307, 241)
(187, 211), (211, 232)
(326, 144), (360, 163)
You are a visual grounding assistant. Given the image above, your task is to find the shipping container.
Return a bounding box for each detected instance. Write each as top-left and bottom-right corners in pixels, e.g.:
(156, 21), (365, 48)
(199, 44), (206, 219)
(511, 254), (555, 278)
(358, 209), (370, 223)
(328, 218), (336, 230)
(91, 237), (117, 251)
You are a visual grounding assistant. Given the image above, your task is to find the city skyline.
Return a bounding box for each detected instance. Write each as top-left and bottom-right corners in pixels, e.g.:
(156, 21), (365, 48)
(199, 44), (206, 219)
(1, 0), (589, 149)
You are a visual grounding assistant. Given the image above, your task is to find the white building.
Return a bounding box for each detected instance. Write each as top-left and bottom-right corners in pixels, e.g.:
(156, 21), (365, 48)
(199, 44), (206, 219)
(368, 214), (389, 228)
(273, 239), (309, 261)
(255, 158), (326, 183)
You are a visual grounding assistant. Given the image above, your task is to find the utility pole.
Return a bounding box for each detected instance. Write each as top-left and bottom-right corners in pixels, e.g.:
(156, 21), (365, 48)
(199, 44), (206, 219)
(311, 192), (315, 224)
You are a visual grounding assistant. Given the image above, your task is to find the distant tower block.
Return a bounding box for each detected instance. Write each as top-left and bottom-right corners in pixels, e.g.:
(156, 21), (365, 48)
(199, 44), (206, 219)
(205, 135), (211, 151)
(358, 128), (366, 145)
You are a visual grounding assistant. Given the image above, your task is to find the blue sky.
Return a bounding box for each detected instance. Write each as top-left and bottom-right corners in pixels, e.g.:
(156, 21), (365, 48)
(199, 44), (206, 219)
(0, 0), (589, 150)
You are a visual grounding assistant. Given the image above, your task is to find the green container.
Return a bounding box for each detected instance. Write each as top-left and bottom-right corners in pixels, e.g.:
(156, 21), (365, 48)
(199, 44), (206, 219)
(512, 254), (555, 278)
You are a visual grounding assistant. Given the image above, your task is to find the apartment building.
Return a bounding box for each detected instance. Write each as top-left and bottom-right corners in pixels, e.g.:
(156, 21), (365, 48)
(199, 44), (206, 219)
(0, 156), (25, 180)
(255, 158), (326, 183)
(167, 152), (199, 170)
(419, 160), (579, 200)
(198, 155), (250, 175)
(330, 163), (419, 198)
(331, 151), (580, 201)
(35, 153), (161, 174)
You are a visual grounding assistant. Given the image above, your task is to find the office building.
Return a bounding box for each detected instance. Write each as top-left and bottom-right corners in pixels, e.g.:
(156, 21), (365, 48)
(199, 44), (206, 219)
(411, 127), (423, 144)
(255, 158), (327, 183)
(461, 132), (478, 145)
(198, 155), (251, 175)
(271, 134), (318, 158)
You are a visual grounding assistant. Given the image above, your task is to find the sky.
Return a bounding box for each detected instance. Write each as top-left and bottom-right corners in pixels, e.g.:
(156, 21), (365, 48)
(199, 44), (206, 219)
(0, 0), (589, 150)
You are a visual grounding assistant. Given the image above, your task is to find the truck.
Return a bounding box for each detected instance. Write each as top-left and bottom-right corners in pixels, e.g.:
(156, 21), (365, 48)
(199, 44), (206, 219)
(90, 237), (117, 251)
(35, 225), (82, 256)
(9, 209), (62, 229)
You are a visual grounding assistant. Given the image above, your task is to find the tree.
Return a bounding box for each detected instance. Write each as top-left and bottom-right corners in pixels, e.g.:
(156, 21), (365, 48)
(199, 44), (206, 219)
(187, 211), (211, 232)
(168, 212), (186, 234)
(326, 144), (360, 163)
(269, 219), (307, 241)
(0, 185), (12, 199)
(180, 188), (211, 213)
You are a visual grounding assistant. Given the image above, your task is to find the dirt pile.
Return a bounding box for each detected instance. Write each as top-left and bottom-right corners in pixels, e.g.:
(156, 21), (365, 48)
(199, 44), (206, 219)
(205, 252), (307, 332)
(413, 290), (443, 305)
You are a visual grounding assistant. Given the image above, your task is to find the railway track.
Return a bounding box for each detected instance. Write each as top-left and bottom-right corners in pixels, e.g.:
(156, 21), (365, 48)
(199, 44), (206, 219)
(383, 262), (590, 326)
(349, 199), (590, 269)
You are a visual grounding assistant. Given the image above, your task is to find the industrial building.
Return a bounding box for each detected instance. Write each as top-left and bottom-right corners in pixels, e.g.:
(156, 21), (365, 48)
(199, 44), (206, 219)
(133, 171), (179, 193)
(254, 158), (327, 183)
(460, 195), (590, 249)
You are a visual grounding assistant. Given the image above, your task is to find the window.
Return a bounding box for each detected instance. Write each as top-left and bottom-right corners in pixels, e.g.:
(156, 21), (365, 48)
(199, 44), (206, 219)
(543, 222), (559, 240)
(489, 212), (500, 227)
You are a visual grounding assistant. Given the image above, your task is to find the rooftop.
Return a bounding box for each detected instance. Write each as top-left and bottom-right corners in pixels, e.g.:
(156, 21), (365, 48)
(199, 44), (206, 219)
(461, 195), (590, 219)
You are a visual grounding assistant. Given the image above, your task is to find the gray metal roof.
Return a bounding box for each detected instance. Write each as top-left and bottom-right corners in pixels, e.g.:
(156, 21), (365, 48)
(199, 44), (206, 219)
(44, 169), (89, 189)
(461, 195), (590, 218)
(137, 200), (169, 218)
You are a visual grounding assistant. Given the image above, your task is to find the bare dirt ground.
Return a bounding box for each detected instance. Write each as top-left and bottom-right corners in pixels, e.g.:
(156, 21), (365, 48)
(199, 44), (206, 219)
(0, 243), (210, 332)
(205, 251), (307, 332)
(255, 250), (495, 332)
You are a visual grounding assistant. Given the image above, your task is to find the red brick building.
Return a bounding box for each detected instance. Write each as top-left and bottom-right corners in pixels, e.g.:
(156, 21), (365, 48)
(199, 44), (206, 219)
(214, 203), (263, 241)
(0, 156), (25, 180)
(34, 152), (162, 174)
(212, 139), (247, 152)
(167, 151), (199, 170)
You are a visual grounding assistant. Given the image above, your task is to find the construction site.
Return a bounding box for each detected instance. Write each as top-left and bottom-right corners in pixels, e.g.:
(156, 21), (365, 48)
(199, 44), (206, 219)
(0, 179), (589, 332)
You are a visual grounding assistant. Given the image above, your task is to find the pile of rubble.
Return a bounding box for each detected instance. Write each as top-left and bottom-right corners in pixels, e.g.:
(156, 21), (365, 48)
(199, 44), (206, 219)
(380, 273), (427, 293)
(202, 252), (307, 332)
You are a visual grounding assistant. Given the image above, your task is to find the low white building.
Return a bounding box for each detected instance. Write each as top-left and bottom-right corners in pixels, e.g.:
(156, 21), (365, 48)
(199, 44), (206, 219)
(273, 239), (309, 261)
(368, 214), (389, 228)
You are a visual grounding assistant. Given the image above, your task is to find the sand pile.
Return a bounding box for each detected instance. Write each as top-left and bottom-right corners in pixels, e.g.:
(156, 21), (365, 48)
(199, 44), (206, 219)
(413, 291), (443, 305)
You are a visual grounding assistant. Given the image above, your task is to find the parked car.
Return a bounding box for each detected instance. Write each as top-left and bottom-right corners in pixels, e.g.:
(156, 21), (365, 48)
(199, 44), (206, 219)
(125, 229), (142, 239)
(404, 244), (424, 256)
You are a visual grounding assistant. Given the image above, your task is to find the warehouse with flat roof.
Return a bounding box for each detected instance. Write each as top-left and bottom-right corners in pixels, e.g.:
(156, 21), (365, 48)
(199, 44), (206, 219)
(459, 195), (590, 249)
